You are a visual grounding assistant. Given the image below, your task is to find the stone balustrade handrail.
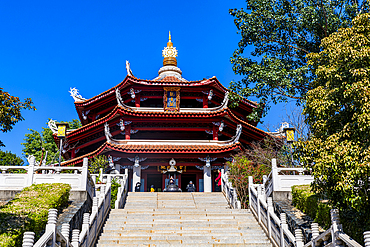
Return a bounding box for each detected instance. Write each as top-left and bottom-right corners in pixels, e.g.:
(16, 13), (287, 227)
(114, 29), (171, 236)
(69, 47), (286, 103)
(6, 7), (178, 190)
(0, 157), (95, 201)
(249, 176), (302, 247)
(221, 169), (241, 209)
(249, 175), (367, 247)
(22, 161), (130, 247)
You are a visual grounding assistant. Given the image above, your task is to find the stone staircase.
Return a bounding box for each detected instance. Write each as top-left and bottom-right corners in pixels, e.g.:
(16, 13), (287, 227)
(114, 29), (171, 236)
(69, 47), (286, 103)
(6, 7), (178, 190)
(97, 192), (272, 246)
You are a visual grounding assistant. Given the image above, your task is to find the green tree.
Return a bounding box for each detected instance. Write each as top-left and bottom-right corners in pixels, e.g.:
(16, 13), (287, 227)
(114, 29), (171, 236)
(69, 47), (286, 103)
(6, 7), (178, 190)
(296, 13), (370, 238)
(22, 119), (81, 165)
(229, 0), (368, 120)
(0, 150), (24, 166)
(0, 88), (36, 146)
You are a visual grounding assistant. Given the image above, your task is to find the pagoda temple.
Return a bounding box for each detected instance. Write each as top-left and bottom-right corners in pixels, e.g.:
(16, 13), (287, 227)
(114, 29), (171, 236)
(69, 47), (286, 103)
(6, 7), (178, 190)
(50, 33), (268, 192)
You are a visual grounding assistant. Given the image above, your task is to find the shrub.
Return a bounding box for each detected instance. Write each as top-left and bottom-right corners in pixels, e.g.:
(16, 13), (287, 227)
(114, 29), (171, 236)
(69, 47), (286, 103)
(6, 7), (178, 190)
(0, 183), (71, 247)
(228, 155), (271, 208)
(110, 178), (120, 208)
(292, 184), (331, 229)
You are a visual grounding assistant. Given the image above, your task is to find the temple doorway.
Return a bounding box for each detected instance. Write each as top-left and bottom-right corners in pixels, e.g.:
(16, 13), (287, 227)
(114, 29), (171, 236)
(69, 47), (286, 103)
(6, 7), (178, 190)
(147, 174), (162, 192)
(181, 174), (197, 192)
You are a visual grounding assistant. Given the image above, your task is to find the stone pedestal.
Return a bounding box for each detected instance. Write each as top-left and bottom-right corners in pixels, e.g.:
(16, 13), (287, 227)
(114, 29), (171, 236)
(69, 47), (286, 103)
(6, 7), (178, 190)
(203, 165), (212, 192)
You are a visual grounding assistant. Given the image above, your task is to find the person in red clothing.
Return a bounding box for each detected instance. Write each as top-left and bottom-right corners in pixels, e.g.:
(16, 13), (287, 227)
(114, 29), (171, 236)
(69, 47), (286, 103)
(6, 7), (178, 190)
(215, 169), (222, 191)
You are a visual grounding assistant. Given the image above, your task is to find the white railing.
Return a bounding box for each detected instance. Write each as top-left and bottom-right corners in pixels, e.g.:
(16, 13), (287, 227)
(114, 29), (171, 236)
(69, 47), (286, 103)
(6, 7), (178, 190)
(221, 168), (241, 209)
(249, 176), (302, 247)
(114, 171), (129, 209)
(0, 156), (95, 200)
(23, 182), (111, 247)
(267, 159), (314, 197)
(21, 159), (130, 247)
(249, 176), (367, 247)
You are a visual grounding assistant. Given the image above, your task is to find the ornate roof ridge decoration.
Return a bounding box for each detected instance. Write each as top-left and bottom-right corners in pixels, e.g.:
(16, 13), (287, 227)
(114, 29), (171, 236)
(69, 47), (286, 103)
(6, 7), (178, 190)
(126, 60), (134, 77)
(69, 87), (86, 102)
(115, 90), (229, 113)
(104, 123), (242, 147)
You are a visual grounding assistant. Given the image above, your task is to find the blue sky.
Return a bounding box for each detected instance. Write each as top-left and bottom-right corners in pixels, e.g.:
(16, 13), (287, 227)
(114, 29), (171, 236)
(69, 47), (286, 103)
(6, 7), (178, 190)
(0, 0), (290, 159)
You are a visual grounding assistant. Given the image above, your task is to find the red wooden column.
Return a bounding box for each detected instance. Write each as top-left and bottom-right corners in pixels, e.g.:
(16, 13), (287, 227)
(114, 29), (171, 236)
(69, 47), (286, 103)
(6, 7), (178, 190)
(125, 125), (131, 140)
(135, 94), (140, 107)
(203, 95), (208, 108)
(212, 125), (218, 140)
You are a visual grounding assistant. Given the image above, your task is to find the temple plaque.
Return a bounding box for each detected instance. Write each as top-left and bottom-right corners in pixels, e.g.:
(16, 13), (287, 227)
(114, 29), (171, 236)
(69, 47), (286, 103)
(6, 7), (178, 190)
(163, 87), (180, 112)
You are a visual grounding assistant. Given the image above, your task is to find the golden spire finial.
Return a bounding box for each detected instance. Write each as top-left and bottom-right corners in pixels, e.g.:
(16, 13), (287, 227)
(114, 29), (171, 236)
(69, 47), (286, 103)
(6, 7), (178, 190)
(162, 31), (178, 66)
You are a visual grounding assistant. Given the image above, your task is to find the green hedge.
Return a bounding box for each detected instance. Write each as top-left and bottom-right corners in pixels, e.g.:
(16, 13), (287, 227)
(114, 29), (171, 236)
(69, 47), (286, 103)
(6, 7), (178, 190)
(291, 184), (331, 229)
(0, 183), (71, 247)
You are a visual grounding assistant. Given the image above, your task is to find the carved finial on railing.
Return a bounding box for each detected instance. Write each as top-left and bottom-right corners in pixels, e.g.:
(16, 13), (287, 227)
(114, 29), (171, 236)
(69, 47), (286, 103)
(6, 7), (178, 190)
(93, 196), (98, 210)
(48, 209), (58, 225)
(311, 223), (319, 239)
(295, 229), (304, 247)
(71, 229), (80, 246)
(364, 231), (370, 247)
(61, 223), (70, 241)
(83, 213), (90, 225)
(281, 213), (287, 224)
(22, 232), (35, 247)
(331, 209), (340, 224)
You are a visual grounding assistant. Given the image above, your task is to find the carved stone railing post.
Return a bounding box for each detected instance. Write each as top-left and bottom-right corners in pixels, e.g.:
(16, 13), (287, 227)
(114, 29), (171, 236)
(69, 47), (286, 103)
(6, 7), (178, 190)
(257, 185), (262, 223)
(267, 197), (273, 239)
(311, 222), (319, 239)
(92, 196), (98, 212)
(81, 213), (90, 245)
(330, 209), (344, 247)
(26, 156), (35, 186)
(22, 232), (35, 247)
(364, 231), (370, 247)
(271, 158), (278, 192)
(248, 176), (253, 209)
(81, 157), (88, 191)
(61, 223), (70, 244)
(295, 229), (304, 247)
(71, 229), (80, 247)
(280, 213), (287, 247)
(45, 209), (57, 246)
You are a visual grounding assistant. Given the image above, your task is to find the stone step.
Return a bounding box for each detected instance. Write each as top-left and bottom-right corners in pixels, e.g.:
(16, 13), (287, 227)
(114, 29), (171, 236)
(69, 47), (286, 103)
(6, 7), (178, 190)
(97, 192), (271, 247)
(97, 244), (271, 247)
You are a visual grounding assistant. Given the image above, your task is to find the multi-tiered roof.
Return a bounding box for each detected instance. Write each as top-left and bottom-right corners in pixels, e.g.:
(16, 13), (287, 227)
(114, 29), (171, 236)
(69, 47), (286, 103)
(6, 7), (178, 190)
(51, 33), (268, 167)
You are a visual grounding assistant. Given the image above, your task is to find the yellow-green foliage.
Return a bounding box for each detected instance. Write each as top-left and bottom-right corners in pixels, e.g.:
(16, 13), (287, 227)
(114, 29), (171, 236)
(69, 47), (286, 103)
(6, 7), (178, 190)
(0, 183), (71, 247)
(291, 185), (331, 229)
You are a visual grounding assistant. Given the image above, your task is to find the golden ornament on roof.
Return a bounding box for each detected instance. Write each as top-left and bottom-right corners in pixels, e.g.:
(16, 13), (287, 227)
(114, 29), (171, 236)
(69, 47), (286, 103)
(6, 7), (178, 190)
(162, 31), (178, 59)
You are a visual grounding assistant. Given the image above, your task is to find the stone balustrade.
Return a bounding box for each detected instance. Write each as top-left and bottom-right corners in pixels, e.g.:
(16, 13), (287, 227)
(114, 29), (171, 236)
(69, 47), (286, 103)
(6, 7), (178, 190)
(221, 168), (241, 209)
(263, 159), (314, 200)
(21, 170), (129, 247)
(250, 175), (366, 247)
(0, 157), (94, 201)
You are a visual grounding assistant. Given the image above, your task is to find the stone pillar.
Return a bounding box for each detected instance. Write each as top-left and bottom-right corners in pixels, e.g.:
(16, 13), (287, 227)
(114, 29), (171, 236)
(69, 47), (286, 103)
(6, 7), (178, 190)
(295, 229), (304, 247)
(203, 165), (212, 192)
(71, 229), (80, 247)
(132, 165), (141, 192)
